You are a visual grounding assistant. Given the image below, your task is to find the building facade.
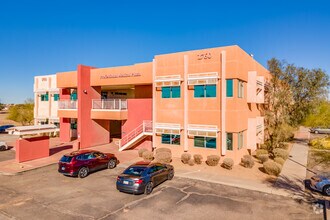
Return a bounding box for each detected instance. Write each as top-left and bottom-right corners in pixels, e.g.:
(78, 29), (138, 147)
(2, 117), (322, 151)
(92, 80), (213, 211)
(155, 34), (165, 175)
(34, 74), (60, 126)
(36, 45), (271, 163)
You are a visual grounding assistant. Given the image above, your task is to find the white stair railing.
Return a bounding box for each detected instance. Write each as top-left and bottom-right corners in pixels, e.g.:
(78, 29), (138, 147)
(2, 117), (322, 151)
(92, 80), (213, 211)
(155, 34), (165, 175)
(120, 120), (152, 148)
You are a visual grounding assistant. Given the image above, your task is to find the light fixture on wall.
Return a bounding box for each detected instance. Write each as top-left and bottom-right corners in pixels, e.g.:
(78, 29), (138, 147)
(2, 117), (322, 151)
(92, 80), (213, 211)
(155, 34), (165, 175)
(83, 89), (87, 94)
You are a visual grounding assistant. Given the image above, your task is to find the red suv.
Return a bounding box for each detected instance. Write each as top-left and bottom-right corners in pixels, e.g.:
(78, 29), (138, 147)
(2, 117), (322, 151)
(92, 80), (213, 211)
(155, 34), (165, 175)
(58, 150), (118, 178)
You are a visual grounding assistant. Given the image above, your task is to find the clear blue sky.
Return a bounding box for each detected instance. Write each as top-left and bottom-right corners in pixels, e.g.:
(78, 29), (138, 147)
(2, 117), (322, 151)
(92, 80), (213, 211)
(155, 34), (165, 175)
(0, 0), (329, 103)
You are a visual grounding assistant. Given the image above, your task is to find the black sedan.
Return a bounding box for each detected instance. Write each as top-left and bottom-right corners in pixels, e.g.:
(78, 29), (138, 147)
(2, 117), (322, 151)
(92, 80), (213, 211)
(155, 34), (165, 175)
(116, 161), (174, 195)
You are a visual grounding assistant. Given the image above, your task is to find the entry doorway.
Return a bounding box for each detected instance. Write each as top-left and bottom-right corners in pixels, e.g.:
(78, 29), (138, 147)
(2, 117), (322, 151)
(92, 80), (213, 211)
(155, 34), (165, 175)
(110, 120), (122, 139)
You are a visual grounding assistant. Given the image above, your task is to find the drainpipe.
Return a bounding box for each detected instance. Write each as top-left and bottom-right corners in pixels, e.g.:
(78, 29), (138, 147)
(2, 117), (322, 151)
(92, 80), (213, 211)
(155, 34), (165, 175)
(184, 55), (189, 152)
(221, 51), (226, 156)
(152, 58), (156, 149)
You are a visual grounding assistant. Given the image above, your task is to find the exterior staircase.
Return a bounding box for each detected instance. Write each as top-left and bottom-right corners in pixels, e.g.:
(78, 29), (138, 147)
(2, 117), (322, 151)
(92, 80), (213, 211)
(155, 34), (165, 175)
(118, 120), (152, 151)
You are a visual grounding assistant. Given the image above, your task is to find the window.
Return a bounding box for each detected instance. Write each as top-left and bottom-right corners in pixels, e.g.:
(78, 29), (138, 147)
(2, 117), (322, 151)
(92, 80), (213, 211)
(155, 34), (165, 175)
(238, 131), (244, 150)
(226, 79), (233, 97)
(161, 134), (180, 145)
(70, 122), (77, 130)
(41, 92), (49, 101)
(70, 92), (77, 101)
(238, 80), (244, 98)
(162, 86), (180, 98)
(226, 133), (233, 150)
(194, 136), (216, 149)
(194, 85), (216, 98)
(54, 94), (59, 101)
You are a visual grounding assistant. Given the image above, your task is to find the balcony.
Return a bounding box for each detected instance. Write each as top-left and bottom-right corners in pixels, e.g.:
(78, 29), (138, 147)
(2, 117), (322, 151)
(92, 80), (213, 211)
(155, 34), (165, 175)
(91, 99), (128, 120)
(58, 100), (78, 118)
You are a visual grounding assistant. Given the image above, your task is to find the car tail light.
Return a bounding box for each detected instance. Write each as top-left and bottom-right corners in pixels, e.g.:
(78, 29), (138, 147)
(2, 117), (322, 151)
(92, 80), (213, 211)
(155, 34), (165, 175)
(134, 179), (143, 184)
(117, 176), (121, 181)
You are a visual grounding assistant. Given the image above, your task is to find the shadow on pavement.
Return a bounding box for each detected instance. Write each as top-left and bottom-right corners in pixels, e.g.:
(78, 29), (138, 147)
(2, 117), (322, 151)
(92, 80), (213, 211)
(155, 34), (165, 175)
(50, 145), (72, 156)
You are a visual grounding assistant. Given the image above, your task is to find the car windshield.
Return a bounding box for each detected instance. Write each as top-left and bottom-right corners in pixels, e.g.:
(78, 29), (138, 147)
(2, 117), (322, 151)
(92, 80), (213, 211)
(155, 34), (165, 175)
(60, 156), (73, 163)
(123, 166), (146, 176)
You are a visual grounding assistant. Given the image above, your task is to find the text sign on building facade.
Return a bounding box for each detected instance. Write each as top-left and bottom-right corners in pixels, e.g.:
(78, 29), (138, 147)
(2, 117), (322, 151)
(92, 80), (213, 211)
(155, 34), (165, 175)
(100, 73), (141, 79)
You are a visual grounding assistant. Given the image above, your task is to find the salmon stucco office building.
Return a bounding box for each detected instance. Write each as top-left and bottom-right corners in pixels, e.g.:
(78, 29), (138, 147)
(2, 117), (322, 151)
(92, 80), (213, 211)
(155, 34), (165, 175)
(35, 45), (271, 164)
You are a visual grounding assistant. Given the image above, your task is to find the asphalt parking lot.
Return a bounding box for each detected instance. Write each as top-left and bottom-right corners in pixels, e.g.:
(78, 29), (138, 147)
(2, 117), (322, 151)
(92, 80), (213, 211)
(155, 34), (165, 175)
(0, 164), (322, 220)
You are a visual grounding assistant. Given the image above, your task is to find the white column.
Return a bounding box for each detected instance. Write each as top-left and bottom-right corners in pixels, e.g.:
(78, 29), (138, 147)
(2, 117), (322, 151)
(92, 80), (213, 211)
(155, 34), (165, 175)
(184, 55), (189, 151)
(152, 58), (157, 149)
(221, 51), (226, 155)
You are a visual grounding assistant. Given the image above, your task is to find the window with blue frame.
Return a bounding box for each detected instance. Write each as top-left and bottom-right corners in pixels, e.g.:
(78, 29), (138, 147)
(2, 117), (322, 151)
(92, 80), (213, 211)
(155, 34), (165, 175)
(194, 136), (216, 149)
(161, 134), (180, 145)
(70, 92), (77, 101)
(41, 92), (49, 101)
(162, 86), (180, 98)
(226, 133), (233, 150)
(53, 94), (59, 101)
(226, 79), (233, 97)
(194, 85), (216, 98)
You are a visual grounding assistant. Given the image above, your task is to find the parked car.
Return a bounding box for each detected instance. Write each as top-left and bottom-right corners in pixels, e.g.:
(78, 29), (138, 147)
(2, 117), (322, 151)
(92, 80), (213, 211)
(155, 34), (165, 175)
(58, 150), (118, 178)
(310, 127), (330, 134)
(0, 141), (9, 151)
(310, 174), (330, 196)
(116, 161), (174, 195)
(0, 125), (14, 133)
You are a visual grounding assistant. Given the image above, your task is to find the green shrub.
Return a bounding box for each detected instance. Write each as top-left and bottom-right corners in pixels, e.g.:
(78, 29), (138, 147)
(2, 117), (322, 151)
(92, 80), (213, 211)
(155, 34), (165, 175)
(309, 137), (330, 150)
(155, 147), (171, 154)
(155, 151), (172, 163)
(273, 148), (289, 160)
(222, 158), (234, 170)
(142, 151), (154, 161)
(241, 155), (254, 168)
(188, 159), (195, 166)
(256, 149), (268, 158)
(181, 153), (191, 164)
(274, 157), (285, 165)
(258, 154), (269, 163)
(263, 160), (282, 176)
(206, 155), (220, 166)
(138, 148), (148, 157)
(278, 142), (289, 150)
(193, 154), (203, 164)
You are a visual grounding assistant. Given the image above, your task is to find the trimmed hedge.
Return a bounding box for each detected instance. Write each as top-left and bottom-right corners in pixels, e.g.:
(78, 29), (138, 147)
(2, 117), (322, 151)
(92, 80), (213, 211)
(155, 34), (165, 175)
(155, 147), (171, 154)
(273, 148), (289, 160)
(258, 154), (269, 163)
(263, 160), (282, 176)
(222, 158), (234, 170)
(206, 155), (220, 166)
(274, 157), (285, 165)
(155, 151), (172, 163)
(256, 149), (268, 158)
(138, 148), (148, 157)
(188, 159), (195, 166)
(241, 155), (255, 168)
(193, 154), (203, 165)
(181, 153), (191, 164)
(142, 151), (154, 161)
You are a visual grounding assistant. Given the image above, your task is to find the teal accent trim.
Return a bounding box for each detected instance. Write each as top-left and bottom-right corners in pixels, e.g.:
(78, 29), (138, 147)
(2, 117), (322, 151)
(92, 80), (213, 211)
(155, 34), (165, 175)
(171, 86), (181, 98)
(162, 87), (171, 98)
(206, 85), (216, 97)
(226, 79), (233, 97)
(194, 85), (204, 98)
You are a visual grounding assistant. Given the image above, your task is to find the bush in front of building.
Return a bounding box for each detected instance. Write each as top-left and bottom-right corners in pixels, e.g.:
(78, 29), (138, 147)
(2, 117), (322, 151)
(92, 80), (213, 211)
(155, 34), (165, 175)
(193, 154), (203, 165)
(142, 151), (154, 161)
(278, 142), (289, 150)
(138, 148), (148, 157)
(258, 154), (269, 163)
(241, 155), (255, 168)
(263, 160), (282, 176)
(274, 157), (285, 166)
(273, 148), (289, 160)
(154, 151), (172, 164)
(156, 147), (171, 154)
(181, 153), (191, 164)
(256, 149), (268, 158)
(206, 155), (220, 166)
(188, 159), (195, 166)
(221, 158), (234, 170)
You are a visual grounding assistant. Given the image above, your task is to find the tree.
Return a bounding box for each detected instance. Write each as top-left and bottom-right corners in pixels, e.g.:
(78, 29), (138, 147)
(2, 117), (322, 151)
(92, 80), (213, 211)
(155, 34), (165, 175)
(0, 99), (5, 111)
(303, 101), (330, 128)
(264, 58), (330, 150)
(7, 99), (34, 126)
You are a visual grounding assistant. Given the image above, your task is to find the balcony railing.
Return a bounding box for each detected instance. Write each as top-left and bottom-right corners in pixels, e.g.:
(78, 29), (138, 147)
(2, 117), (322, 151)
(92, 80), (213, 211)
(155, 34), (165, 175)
(58, 100), (77, 109)
(92, 99), (127, 110)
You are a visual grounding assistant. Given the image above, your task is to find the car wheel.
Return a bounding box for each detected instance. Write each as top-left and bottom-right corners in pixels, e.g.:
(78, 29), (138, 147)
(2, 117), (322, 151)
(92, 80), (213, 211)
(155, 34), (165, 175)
(78, 167), (89, 178)
(323, 185), (330, 196)
(168, 170), (174, 180)
(0, 145), (6, 151)
(108, 159), (117, 169)
(144, 182), (154, 195)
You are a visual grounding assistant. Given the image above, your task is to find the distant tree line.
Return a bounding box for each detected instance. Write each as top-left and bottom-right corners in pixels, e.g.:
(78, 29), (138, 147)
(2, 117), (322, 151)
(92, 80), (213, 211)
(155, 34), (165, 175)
(7, 99), (34, 126)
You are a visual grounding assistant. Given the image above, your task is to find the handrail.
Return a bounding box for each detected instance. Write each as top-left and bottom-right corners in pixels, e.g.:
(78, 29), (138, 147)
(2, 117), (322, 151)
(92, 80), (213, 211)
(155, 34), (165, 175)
(58, 100), (77, 109)
(92, 99), (127, 110)
(120, 120), (152, 147)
